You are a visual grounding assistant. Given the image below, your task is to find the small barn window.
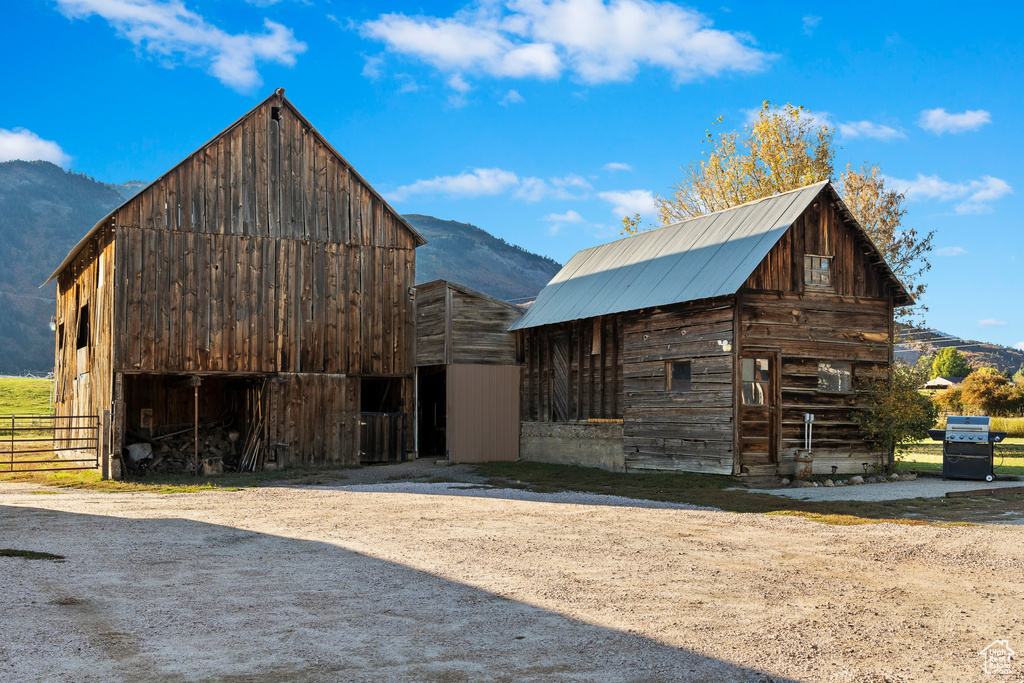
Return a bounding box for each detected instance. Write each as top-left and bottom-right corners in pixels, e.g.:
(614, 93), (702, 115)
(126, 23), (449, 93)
(818, 362), (852, 393)
(666, 361), (691, 392)
(76, 305), (90, 350)
(804, 255), (833, 289)
(271, 106), (281, 121)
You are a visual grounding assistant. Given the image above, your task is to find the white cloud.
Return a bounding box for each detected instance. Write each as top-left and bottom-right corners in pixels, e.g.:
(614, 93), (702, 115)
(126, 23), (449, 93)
(387, 168), (520, 202)
(1014, 342), (1024, 351)
(362, 1), (771, 92)
(802, 15), (821, 35)
(543, 208), (584, 235)
(935, 246), (966, 257)
(362, 54), (385, 80)
(447, 73), (471, 93)
(838, 120), (905, 141)
(544, 209), (584, 222)
(387, 168), (592, 203)
(884, 173), (1012, 214)
(514, 173), (592, 201)
(978, 319), (1006, 327)
(918, 108), (991, 134)
(604, 162), (632, 172)
(500, 89), (525, 105)
(598, 189), (657, 218)
(0, 128), (71, 166)
(54, 0), (306, 92)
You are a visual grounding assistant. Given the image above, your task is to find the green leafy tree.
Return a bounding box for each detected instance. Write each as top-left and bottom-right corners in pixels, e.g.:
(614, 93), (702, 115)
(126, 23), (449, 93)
(931, 347), (972, 379)
(1011, 366), (1024, 385)
(643, 101), (933, 327)
(854, 362), (939, 470)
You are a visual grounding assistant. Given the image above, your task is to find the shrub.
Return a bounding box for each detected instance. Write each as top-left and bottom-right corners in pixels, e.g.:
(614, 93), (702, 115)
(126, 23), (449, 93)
(855, 362), (939, 470)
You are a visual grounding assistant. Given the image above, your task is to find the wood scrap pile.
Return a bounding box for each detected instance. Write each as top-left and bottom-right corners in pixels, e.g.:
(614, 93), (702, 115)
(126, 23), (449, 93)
(122, 424), (240, 475)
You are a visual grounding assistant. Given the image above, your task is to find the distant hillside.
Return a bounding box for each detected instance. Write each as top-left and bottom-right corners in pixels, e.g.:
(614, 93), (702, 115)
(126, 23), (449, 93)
(0, 161), (145, 375)
(0, 164), (560, 374)
(896, 326), (1024, 374)
(405, 214), (561, 302)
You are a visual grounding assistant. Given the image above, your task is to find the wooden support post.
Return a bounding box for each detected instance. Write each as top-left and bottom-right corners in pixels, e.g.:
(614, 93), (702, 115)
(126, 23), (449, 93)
(191, 376), (202, 476)
(100, 410), (111, 479)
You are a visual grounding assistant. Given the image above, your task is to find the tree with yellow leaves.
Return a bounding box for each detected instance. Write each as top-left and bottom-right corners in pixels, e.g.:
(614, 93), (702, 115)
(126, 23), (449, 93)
(627, 101), (934, 325)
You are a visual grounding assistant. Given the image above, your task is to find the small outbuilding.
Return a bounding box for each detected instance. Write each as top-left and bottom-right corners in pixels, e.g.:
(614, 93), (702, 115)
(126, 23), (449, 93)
(511, 181), (912, 476)
(414, 280), (523, 463)
(922, 376), (967, 390)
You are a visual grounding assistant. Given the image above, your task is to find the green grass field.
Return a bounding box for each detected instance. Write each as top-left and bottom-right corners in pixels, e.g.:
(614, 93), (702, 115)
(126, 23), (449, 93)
(0, 377), (52, 415)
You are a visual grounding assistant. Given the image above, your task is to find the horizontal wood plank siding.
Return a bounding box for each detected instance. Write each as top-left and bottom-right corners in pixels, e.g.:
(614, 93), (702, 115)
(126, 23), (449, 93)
(739, 290), (891, 472)
(621, 298), (735, 475)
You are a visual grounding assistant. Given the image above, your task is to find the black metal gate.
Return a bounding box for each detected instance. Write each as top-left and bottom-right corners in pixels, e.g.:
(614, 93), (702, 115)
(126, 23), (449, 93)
(1, 414), (100, 472)
(359, 412), (407, 464)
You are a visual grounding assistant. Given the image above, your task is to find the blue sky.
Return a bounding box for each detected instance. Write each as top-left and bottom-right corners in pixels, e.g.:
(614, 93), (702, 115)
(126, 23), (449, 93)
(3, 0), (1022, 350)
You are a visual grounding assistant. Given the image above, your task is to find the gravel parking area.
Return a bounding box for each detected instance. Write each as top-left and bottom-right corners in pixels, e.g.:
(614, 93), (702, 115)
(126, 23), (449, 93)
(758, 478), (1024, 503)
(2, 481), (1023, 682)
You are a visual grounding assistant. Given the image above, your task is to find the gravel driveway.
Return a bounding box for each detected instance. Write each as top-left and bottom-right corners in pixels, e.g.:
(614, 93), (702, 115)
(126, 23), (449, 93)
(2, 481), (1022, 682)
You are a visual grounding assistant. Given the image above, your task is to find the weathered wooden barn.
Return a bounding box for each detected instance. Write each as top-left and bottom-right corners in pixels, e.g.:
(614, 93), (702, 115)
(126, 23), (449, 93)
(47, 89), (424, 473)
(511, 181), (912, 476)
(414, 280), (523, 463)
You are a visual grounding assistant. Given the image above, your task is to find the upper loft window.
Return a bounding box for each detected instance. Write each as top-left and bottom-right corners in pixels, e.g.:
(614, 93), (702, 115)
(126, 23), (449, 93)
(804, 255), (833, 290)
(76, 304), (90, 350)
(666, 361), (691, 392)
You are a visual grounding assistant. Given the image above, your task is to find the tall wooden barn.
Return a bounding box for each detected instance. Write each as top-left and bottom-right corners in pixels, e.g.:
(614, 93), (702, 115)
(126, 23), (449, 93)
(414, 280), (523, 463)
(511, 181), (912, 476)
(47, 89), (425, 473)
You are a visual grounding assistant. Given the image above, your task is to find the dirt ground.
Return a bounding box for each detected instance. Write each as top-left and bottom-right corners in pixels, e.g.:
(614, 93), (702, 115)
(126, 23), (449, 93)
(1, 477), (1023, 682)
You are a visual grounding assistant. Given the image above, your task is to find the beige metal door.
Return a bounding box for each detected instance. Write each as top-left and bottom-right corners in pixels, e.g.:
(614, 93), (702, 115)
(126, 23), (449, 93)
(446, 364), (520, 463)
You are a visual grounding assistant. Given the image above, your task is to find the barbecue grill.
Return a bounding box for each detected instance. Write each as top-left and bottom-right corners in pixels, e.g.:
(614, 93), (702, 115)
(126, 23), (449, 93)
(928, 416), (1007, 481)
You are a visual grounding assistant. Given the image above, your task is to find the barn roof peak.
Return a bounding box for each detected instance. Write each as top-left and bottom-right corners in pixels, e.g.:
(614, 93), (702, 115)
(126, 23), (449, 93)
(45, 89), (425, 285)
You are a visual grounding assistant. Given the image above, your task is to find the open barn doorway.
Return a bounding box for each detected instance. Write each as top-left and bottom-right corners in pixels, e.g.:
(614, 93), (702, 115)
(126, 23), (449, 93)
(359, 378), (407, 463)
(416, 365), (446, 457)
(119, 374), (268, 476)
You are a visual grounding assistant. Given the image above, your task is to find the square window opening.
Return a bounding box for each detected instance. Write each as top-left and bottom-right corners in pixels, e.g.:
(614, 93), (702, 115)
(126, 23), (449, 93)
(818, 362), (852, 393)
(666, 361), (691, 392)
(804, 255), (833, 290)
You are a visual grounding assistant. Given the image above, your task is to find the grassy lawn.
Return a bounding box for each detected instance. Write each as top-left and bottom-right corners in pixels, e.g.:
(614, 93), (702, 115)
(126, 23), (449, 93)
(898, 437), (1024, 477)
(0, 377), (52, 415)
(0, 466), (356, 493)
(473, 461), (1024, 526)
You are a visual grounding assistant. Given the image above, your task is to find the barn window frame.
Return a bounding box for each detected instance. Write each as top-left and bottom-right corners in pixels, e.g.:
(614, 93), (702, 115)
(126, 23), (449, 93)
(665, 360), (691, 393)
(804, 255), (834, 291)
(817, 362), (852, 393)
(76, 304), (90, 350)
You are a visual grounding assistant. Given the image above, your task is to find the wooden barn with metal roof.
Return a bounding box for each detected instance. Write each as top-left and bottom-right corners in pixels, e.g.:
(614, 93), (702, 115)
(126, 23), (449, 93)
(511, 181), (912, 476)
(48, 89), (424, 476)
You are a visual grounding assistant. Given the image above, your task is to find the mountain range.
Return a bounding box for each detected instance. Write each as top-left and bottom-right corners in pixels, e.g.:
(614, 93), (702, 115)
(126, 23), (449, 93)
(0, 161), (561, 374)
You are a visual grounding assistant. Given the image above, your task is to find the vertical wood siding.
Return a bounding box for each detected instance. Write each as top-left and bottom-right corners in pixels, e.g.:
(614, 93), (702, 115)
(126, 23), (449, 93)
(519, 315), (623, 422)
(53, 229), (116, 457)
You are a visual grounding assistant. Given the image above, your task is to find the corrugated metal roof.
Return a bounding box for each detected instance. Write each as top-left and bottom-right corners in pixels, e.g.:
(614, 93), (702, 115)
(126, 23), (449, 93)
(510, 182), (829, 331)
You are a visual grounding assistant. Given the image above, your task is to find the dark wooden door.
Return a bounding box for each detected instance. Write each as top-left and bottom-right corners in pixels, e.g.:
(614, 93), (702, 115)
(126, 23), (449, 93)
(738, 352), (779, 469)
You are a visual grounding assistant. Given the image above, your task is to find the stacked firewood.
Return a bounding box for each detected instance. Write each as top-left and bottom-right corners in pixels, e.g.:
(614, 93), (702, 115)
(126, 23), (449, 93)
(123, 425), (240, 475)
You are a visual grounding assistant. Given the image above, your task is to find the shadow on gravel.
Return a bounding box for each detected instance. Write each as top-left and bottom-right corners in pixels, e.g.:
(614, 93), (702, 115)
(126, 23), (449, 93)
(0, 502), (794, 683)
